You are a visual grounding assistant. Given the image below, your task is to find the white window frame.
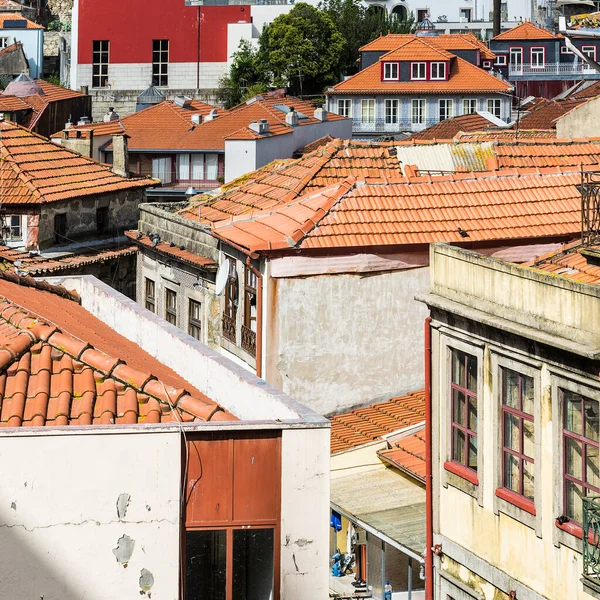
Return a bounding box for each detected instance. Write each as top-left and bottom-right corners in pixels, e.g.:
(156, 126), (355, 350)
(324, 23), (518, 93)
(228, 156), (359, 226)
(560, 46), (573, 55)
(582, 45), (597, 61)
(411, 98), (425, 124)
(463, 99), (477, 114)
(530, 46), (545, 69)
(383, 62), (399, 81)
(439, 99), (453, 121)
(361, 99), (375, 124)
(411, 62), (427, 80)
(495, 54), (507, 65)
(487, 98), (502, 119)
(509, 47), (523, 73)
(337, 99), (352, 118)
(0, 37), (10, 49)
(384, 99), (399, 124)
(431, 62), (446, 80)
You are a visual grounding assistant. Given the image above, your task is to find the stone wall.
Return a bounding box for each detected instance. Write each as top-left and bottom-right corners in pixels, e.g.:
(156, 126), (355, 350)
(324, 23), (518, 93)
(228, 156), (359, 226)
(48, 0), (73, 25)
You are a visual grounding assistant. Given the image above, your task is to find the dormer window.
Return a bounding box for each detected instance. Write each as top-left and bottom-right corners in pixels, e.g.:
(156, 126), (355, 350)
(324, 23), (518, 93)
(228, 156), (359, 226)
(383, 62), (399, 80)
(431, 62), (447, 80)
(411, 62), (426, 80)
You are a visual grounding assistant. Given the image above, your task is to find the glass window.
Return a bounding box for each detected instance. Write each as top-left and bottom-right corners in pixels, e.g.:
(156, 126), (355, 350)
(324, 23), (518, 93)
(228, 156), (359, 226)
(582, 46), (597, 60)
(531, 47), (545, 68)
(463, 99), (477, 114)
(54, 213), (67, 244)
(0, 38), (9, 50)
(431, 62), (446, 80)
(232, 529), (274, 600)
(152, 39), (169, 87)
(4, 215), (21, 241)
(439, 99), (453, 121)
(337, 99), (351, 118)
(191, 154), (204, 181)
(152, 157), (172, 184)
(450, 349), (478, 472)
(92, 40), (109, 88)
(501, 368), (535, 500)
(165, 288), (177, 325)
(383, 62), (399, 80)
(495, 55), (507, 65)
(361, 99), (375, 123)
(509, 48), (523, 73)
(188, 299), (202, 340)
(460, 8), (472, 21)
(206, 154), (219, 180)
(385, 99), (399, 124)
(185, 530), (226, 600)
(487, 99), (502, 119)
(178, 154), (190, 181)
(411, 62), (426, 80)
(243, 268), (257, 332)
(412, 99), (425, 124)
(563, 389), (600, 523)
(145, 278), (155, 313)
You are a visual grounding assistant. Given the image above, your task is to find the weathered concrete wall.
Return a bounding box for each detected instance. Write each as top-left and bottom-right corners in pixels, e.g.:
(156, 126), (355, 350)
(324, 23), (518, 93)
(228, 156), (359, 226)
(0, 43), (29, 77)
(556, 96), (600, 139)
(268, 267), (430, 415)
(37, 189), (145, 248)
(0, 430), (181, 599)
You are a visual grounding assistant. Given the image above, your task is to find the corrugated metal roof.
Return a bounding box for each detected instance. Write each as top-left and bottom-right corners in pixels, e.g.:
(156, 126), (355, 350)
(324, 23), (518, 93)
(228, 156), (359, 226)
(395, 142), (495, 172)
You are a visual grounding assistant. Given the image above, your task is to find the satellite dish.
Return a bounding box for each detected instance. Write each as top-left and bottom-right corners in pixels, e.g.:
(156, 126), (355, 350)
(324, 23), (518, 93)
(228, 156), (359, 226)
(215, 259), (230, 296)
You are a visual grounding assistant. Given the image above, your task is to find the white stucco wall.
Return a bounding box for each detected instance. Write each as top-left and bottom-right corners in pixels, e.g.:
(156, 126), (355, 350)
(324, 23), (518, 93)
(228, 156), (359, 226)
(2, 27), (44, 78)
(0, 430), (181, 599)
(267, 266), (430, 415)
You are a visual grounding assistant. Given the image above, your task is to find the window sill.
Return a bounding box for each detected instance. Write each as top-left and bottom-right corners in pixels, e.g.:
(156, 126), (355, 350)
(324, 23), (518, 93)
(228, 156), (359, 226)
(444, 461), (479, 486)
(495, 488), (536, 516)
(556, 520), (596, 545)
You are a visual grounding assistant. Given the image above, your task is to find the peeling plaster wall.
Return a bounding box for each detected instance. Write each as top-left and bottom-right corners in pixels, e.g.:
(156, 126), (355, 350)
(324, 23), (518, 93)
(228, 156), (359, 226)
(269, 268), (430, 415)
(0, 431), (181, 599)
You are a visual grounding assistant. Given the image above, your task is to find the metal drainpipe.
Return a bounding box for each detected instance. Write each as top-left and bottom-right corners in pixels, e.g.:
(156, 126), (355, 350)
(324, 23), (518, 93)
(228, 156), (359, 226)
(245, 257), (263, 379)
(425, 316), (433, 600)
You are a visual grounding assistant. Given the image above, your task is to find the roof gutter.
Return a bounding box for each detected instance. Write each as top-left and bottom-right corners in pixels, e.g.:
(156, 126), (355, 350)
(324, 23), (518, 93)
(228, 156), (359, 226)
(330, 501), (424, 563)
(424, 316), (433, 600)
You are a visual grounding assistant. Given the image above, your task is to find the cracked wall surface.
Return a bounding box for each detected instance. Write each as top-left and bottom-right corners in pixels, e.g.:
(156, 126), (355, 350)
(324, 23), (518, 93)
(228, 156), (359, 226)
(0, 431), (181, 599)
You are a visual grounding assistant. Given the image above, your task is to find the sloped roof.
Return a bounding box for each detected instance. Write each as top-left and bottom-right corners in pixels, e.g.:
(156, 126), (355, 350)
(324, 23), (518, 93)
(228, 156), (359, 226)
(565, 80), (600, 100)
(0, 120), (156, 204)
(410, 112), (504, 141)
(455, 129), (557, 141)
(381, 37), (454, 61)
(330, 390), (425, 454)
(527, 240), (600, 284)
(517, 99), (587, 129)
(0, 274), (236, 427)
(330, 54), (512, 95)
(492, 141), (600, 168)
(378, 429), (426, 482)
(0, 12), (41, 28)
(492, 20), (555, 41)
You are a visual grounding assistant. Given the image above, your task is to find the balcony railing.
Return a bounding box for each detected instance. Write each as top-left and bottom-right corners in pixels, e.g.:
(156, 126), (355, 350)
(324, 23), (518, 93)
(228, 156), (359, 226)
(508, 62), (598, 77)
(352, 118), (441, 134)
(241, 325), (256, 356)
(222, 313), (236, 344)
(583, 497), (600, 584)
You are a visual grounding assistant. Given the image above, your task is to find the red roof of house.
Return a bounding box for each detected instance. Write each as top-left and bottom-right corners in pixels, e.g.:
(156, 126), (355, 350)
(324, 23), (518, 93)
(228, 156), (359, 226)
(492, 20), (555, 41)
(410, 112), (502, 140)
(455, 129), (557, 141)
(330, 390), (425, 454)
(329, 52), (512, 95)
(0, 12), (42, 28)
(517, 99), (587, 129)
(0, 272), (236, 427)
(0, 120), (156, 204)
(526, 240), (600, 284)
(378, 429), (426, 482)
(381, 37), (454, 61)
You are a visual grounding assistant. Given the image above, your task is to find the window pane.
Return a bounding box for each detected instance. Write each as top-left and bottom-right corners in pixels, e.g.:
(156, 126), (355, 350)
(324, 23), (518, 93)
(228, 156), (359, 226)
(206, 154), (219, 180)
(503, 369), (519, 409)
(467, 355), (477, 392)
(523, 460), (534, 499)
(185, 530), (226, 600)
(452, 389), (465, 426)
(504, 412), (519, 452)
(565, 480), (584, 523)
(178, 154), (190, 180)
(523, 418), (534, 459)
(452, 427), (465, 464)
(468, 435), (477, 471)
(522, 375), (534, 415)
(565, 436), (583, 479)
(503, 452), (519, 493)
(191, 154), (205, 180)
(232, 529), (274, 600)
(587, 444), (600, 489)
(452, 350), (465, 386)
(468, 397), (477, 432)
(565, 391), (583, 434)
(585, 399), (600, 442)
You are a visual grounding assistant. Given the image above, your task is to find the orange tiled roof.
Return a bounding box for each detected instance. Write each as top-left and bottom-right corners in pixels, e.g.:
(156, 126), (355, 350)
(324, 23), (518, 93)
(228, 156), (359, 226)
(294, 134), (336, 156)
(330, 390), (425, 454)
(0, 13), (42, 28)
(455, 129), (557, 141)
(381, 37), (454, 61)
(517, 99), (587, 129)
(526, 240), (600, 284)
(378, 429), (426, 482)
(0, 275), (236, 426)
(410, 112), (501, 141)
(124, 231), (217, 269)
(493, 141), (600, 169)
(568, 80), (600, 100)
(492, 20), (555, 40)
(330, 54), (512, 95)
(0, 120), (156, 204)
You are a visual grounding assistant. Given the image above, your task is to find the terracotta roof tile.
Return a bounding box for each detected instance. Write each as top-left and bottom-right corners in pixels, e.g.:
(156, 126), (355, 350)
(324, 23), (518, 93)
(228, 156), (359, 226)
(330, 54), (512, 95)
(330, 390), (425, 454)
(410, 113), (502, 140)
(526, 240), (600, 284)
(455, 129), (557, 142)
(381, 37), (454, 61)
(492, 21), (555, 40)
(0, 277), (236, 427)
(378, 429), (426, 482)
(517, 99), (587, 130)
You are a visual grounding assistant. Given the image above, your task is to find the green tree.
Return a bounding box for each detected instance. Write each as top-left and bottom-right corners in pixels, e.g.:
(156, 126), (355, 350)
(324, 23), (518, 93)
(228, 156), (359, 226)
(216, 40), (267, 109)
(257, 3), (345, 96)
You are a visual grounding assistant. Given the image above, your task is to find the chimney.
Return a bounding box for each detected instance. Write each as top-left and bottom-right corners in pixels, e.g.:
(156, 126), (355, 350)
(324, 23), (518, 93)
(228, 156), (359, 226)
(77, 116), (91, 126)
(112, 133), (130, 178)
(285, 107), (298, 127)
(80, 85), (89, 95)
(249, 119), (269, 135)
(204, 109), (218, 122)
(104, 107), (120, 122)
(191, 113), (202, 125)
(314, 107), (328, 121)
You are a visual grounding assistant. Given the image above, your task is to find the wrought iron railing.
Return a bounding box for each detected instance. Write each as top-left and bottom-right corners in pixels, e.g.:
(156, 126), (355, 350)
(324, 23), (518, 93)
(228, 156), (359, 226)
(352, 118), (440, 134)
(222, 313), (236, 344)
(583, 497), (600, 583)
(241, 325), (256, 356)
(508, 62), (598, 77)
(581, 170), (600, 246)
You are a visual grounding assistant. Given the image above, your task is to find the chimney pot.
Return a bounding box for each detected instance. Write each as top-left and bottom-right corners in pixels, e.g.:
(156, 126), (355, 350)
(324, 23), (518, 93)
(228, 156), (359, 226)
(285, 108), (298, 127)
(314, 107), (328, 121)
(111, 134), (130, 178)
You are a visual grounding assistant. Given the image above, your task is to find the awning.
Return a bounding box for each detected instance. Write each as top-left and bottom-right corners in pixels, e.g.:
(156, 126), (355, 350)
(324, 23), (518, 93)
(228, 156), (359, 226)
(330, 466), (426, 562)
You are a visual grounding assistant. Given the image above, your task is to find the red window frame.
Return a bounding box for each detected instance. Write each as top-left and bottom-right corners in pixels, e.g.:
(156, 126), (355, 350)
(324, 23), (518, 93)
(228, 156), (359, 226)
(562, 389), (600, 526)
(530, 46), (546, 69)
(410, 62), (427, 80)
(449, 349), (478, 478)
(497, 369), (535, 514)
